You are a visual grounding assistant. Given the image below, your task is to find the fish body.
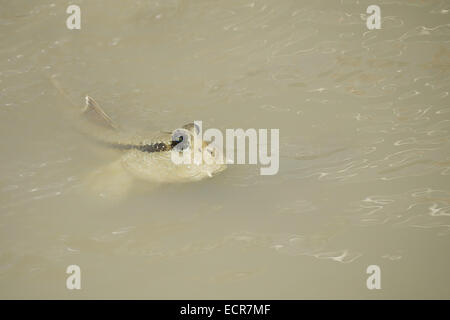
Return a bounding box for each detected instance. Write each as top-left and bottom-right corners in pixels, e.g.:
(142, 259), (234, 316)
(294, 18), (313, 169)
(49, 75), (226, 197)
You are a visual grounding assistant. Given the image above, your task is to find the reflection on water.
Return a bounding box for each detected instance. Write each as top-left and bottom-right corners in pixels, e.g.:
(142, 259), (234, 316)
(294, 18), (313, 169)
(0, 0), (449, 298)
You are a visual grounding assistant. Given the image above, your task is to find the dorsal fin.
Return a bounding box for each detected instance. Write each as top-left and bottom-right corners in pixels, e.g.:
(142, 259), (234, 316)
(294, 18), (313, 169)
(47, 74), (119, 131)
(82, 96), (119, 130)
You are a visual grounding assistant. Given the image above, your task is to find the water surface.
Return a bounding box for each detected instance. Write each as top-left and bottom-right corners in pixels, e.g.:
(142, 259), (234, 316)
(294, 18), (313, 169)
(0, 0), (449, 299)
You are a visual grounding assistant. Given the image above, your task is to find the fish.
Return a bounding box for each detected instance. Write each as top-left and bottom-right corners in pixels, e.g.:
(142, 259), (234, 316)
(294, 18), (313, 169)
(49, 75), (227, 198)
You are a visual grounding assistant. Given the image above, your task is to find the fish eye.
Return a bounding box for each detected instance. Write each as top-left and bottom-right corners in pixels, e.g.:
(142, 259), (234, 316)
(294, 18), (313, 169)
(171, 129), (190, 151)
(193, 123), (200, 136)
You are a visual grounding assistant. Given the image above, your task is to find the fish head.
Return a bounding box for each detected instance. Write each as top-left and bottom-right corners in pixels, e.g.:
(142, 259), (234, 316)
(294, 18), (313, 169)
(172, 123), (227, 179)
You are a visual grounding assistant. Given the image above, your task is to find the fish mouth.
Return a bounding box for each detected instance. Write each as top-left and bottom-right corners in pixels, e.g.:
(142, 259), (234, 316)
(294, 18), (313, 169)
(209, 163), (228, 177)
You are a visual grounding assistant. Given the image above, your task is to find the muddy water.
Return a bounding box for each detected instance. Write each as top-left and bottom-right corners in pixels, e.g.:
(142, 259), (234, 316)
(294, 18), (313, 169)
(1, 0), (449, 299)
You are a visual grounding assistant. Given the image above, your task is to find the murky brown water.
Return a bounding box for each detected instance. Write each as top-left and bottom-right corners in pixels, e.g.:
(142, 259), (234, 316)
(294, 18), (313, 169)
(1, 0), (449, 299)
